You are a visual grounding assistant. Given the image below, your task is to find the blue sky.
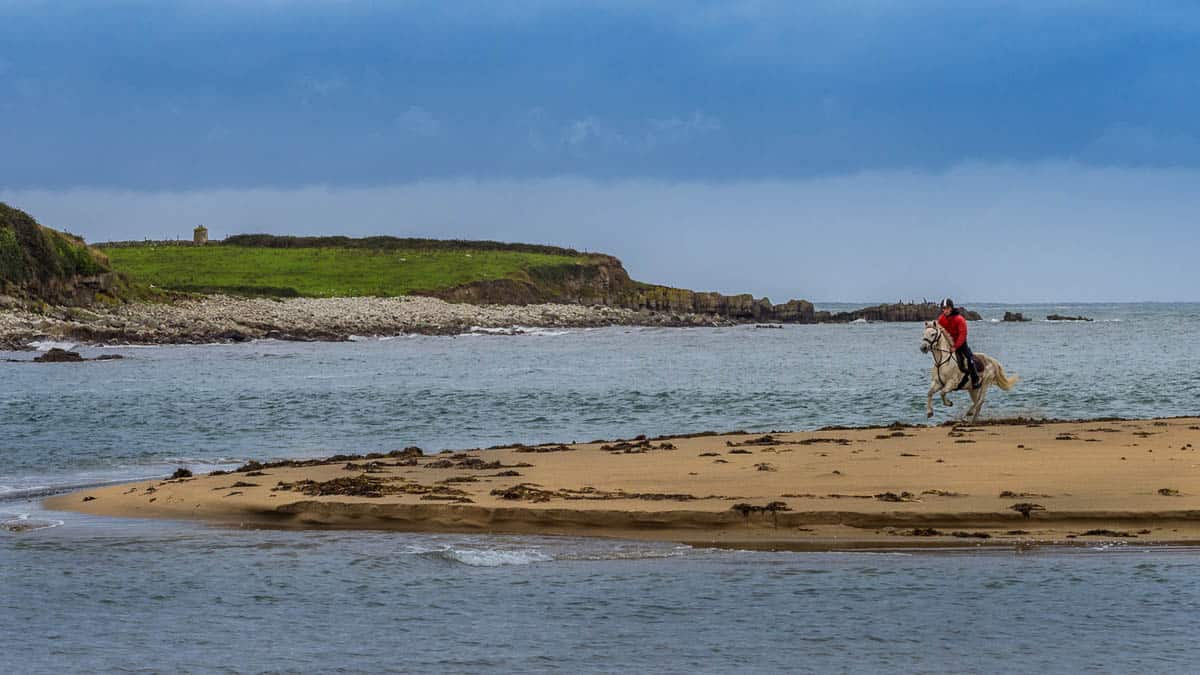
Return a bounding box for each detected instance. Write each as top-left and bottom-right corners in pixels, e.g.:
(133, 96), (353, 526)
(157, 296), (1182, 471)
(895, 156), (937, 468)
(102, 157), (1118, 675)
(2, 1), (1198, 301)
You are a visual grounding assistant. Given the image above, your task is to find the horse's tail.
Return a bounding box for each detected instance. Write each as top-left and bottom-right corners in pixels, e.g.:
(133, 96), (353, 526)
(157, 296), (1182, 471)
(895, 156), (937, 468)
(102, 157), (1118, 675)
(993, 362), (1019, 391)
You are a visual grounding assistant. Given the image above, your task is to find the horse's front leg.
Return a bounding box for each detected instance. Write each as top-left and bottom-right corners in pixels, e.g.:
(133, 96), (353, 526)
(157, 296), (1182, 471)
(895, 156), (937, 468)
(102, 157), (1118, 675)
(934, 365), (954, 406)
(926, 379), (939, 418)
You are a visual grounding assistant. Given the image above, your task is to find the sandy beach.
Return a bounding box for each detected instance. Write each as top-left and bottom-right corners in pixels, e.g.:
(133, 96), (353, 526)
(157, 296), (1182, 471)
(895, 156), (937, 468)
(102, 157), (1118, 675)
(47, 417), (1200, 550)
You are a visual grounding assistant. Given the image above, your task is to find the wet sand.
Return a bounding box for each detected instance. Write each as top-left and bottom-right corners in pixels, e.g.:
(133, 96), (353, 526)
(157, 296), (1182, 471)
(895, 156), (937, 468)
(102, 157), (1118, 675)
(46, 417), (1200, 550)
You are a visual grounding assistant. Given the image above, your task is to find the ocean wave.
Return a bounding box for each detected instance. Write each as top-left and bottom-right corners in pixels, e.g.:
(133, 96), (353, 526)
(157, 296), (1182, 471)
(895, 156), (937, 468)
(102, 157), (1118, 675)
(1, 512), (64, 533)
(0, 477), (148, 503)
(430, 547), (554, 567)
(469, 326), (563, 336)
(29, 340), (78, 352)
(94, 342), (236, 349)
(555, 548), (694, 562)
(158, 457), (246, 469)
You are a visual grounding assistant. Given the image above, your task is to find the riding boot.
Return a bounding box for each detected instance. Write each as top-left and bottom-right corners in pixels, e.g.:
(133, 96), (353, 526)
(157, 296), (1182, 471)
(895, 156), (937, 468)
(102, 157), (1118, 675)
(968, 360), (981, 388)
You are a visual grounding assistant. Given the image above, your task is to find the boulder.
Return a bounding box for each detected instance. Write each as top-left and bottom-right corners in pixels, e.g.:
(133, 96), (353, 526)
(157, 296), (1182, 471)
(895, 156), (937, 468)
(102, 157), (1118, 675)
(773, 299), (815, 322)
(1002, 312), (1030, 322)
(33, 348), (84, 362)
(826, 303), (982, 323)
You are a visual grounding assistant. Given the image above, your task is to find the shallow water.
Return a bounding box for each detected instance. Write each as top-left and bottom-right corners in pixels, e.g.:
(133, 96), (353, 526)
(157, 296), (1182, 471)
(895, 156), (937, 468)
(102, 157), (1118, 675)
(3, 302), (1200, 672)
(6, 518), (1200, 673)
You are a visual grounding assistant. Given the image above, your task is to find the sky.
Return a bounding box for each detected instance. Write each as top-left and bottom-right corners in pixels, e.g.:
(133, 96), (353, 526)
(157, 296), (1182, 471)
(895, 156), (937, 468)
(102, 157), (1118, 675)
(2, 1), (1198, 302)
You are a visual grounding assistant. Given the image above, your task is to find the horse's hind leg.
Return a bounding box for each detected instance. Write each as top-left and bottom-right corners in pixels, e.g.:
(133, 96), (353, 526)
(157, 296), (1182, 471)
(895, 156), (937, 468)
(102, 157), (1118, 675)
(926, 381), (939, 418)
(967, 385), (988, 421)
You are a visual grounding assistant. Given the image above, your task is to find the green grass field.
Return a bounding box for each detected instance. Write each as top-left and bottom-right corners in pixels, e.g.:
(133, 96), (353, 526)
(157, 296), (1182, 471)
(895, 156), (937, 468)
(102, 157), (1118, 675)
(100, 245), (595, 297)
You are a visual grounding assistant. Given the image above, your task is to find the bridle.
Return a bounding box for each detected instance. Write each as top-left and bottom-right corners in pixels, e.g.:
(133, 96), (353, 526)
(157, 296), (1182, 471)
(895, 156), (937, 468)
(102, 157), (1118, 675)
(923, 326), (957, 388)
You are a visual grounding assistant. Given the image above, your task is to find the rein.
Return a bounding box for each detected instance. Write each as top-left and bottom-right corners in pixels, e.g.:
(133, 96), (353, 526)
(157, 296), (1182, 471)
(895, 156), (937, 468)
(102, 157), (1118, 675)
(925, 327), (958, 390)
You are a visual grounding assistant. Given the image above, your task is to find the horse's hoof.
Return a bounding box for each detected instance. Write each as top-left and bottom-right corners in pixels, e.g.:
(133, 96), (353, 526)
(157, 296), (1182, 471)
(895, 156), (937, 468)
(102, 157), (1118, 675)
(944, 401), (953, 407)
(926, 411), (933, 418)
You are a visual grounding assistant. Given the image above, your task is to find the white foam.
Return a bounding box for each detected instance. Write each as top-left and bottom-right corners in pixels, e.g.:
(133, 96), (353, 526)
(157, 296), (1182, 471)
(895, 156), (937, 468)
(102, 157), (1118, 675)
(159, 457), (246, 471)
(29, 340), (77, 352)
(469, 326), (569, 337)
(438, 547), (553, 566)
(0, 484), (46, 495)
(1, 512), (64, 532)
(469, 326), (527, 335)
(556, 547), (693, 562)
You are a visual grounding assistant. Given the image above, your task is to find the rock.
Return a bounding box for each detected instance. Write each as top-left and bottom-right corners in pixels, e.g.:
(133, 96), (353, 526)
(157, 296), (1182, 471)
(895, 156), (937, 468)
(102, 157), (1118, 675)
(1009, 502), (1045, 518)
(773, 299), (814, 322)
(0, 295), (19, 309)
(214, 329), (251, 342)
(0, 293), (993, 349)
(33, 348), (84, 362)
(1003, 312), (1030, 322)
(1046, 314), (1093, 321)
(828, 303), (983, 323)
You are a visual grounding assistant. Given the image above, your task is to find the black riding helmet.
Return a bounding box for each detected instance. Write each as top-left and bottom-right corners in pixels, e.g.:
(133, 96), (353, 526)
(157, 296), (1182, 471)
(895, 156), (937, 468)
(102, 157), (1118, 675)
(941, 298), (954, 309)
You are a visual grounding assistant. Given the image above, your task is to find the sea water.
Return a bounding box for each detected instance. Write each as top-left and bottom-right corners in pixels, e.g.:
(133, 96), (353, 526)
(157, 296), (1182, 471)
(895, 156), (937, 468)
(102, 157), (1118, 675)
(3, 303), (1199, 673)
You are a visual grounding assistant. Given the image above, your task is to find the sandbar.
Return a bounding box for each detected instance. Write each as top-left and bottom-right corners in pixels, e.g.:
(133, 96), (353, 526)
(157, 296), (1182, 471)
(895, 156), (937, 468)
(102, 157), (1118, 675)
(46, 417), (1200, 550)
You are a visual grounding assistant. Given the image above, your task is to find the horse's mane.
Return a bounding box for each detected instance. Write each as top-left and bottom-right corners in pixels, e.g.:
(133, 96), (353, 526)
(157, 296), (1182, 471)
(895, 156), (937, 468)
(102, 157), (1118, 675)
(929, 322), (953, 346)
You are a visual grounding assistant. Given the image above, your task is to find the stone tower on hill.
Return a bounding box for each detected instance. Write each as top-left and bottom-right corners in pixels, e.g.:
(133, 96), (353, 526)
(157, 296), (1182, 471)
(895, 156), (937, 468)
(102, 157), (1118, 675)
(193, 225), (208, 245)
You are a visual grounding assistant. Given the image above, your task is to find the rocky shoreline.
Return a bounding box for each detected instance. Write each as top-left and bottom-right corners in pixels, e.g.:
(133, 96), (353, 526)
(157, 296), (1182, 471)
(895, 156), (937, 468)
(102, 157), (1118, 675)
(0, 295), (988, 350)
(0, 295), (737, 349)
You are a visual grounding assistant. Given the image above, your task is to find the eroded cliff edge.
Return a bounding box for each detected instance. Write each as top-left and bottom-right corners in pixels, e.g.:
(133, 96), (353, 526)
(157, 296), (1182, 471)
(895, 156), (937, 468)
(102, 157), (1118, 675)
(430, 255), (977, 323)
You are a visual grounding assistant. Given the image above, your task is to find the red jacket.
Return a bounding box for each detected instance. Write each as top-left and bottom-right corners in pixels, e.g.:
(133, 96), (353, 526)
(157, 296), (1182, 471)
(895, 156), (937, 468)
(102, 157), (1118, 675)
(938, 312), (968, 349)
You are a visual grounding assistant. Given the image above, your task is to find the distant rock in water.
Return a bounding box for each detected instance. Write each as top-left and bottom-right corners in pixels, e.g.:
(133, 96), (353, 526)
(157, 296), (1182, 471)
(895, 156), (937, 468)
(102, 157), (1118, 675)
(821, 303), (983, 323)
(1046, 314), (1093, 322)
(33, 348), (84, 362)
(1003, 312), (1031, 322)
(30, 348), (123, 363)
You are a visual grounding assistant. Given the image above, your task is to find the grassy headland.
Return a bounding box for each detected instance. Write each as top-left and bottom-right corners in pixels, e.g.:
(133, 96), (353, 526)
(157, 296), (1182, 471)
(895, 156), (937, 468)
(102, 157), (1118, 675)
(0, 202), (154, 305)
(0, 203), (108, 283)
(101, 242), (600, 298)
(95, 234), (949, 323)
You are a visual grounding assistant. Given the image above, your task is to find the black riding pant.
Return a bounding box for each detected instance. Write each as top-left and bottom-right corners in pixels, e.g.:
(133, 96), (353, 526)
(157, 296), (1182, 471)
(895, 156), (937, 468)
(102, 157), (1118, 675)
(955, 343), (979, 379)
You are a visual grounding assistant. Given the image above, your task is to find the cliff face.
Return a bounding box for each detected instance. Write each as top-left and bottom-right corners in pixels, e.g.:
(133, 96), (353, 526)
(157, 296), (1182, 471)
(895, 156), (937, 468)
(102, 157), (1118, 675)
(428, 255), (634, 306)
(423, 255), (977, 323)
(424, 258), (797, 319)
(0, 203), (124, 306)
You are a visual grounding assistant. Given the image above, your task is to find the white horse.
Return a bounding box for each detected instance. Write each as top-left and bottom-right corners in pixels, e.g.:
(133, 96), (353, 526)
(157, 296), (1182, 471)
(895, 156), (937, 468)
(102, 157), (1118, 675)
(920, 321), (1018, 421)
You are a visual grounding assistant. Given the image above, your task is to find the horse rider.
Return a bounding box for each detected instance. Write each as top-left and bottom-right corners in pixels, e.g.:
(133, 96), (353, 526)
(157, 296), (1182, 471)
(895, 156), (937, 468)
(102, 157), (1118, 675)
(938, 298), (980, 388)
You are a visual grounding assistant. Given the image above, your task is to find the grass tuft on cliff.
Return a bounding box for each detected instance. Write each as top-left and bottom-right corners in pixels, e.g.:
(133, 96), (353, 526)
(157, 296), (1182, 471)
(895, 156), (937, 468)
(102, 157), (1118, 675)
(99, 238), (604, 298)
(0, 203), (109, 283)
